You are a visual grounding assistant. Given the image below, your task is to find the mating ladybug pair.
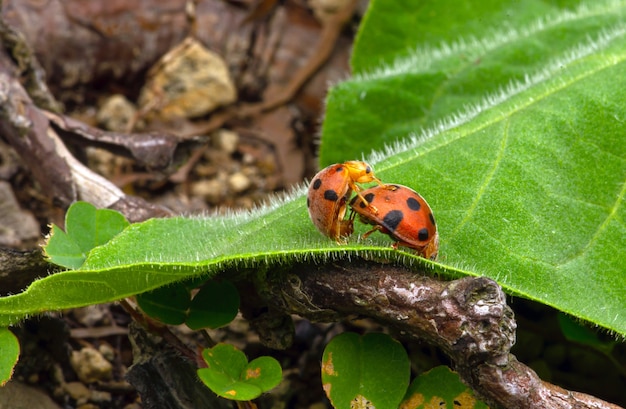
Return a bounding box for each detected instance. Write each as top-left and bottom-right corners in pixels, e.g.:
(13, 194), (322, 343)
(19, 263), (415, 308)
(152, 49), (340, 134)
(307, 161), (439, 260)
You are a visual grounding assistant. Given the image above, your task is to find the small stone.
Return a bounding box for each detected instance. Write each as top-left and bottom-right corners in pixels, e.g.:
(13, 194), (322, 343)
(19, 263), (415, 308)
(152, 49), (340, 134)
(0, 381), (62, 409)
(309, 0), (352, 23)
(77, 404), (99, 409)
(242, 152), (256, 165)
(98, 343), (115, 362)
(70, 347), (113, 383)
(90, 390), (112, 403)
(138, 37), (236, 120)
(192, 179), (226, 205)
(96, 94), (137, 132)
(0, 181), (40, 246)
(228, 172), (251, 193)
(73, 305), (108, 327)
(64, 381), (91, 404)
(212, 129), (239, 154)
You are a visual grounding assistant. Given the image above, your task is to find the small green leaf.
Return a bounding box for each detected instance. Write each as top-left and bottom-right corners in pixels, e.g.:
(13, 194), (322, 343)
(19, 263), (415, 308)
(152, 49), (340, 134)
(401, 366), (489, 409)
(66, 201), (130, 253)
(322, 332), (410, 409)
(0, 328), (19, 386)
(186, 281), (240, 330)
(243, 356), (282, 391)
(197, 344), (281, 401)
(44, 201), (130, 269)
(44, 225), (85, 269)
(202, 344), (247, 378)
(136, 283), (191, 325)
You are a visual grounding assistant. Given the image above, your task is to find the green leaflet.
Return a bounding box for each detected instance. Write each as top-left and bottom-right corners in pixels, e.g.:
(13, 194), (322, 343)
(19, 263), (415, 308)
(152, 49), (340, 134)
(0, 328), (19, 386)
(44, 201), (129, 269)
(197, 344), (282, 401)
(322, 333), (410, 409)
(401, 366), (488, 409)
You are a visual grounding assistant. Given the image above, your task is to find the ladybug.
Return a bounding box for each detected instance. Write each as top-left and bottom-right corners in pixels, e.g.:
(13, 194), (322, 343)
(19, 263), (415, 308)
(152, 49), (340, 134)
(307, 161), (382, 242)
(349, 184), (439, 259)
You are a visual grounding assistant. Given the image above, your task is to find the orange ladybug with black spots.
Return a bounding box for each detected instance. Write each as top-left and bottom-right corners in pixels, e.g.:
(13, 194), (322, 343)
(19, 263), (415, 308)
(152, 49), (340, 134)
(349, 184), (438, 259)
(307, 161), (382, 242)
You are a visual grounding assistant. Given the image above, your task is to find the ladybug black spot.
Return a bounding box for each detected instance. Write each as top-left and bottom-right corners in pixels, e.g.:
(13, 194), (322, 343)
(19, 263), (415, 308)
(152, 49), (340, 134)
(324, 190), (339, 201)
(418, 227), (429, 241)
(335, 166), (343, 173)
(429, 212), (436, 226)
(406, 197), (421, 211)
(360, 193), (376, 208)
(312, 179), (322, 190)
(382, 210), (403, 231)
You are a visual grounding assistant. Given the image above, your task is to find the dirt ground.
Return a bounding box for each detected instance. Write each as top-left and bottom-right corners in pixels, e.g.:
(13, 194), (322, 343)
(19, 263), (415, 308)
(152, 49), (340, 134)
(1, 1), (367, 408)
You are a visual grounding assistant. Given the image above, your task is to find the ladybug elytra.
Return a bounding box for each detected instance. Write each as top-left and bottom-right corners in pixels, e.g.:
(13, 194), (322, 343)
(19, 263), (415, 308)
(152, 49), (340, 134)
(349, 184), (439, 259)
(307, 161), (382, 242)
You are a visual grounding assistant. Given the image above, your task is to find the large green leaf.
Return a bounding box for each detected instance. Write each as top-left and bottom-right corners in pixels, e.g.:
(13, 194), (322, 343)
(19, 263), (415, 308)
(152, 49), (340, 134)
(0, 0), (624, 340)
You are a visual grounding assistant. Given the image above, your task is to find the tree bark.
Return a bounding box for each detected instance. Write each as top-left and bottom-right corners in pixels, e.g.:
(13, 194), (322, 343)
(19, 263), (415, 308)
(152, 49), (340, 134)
(259, 259), (622, 409)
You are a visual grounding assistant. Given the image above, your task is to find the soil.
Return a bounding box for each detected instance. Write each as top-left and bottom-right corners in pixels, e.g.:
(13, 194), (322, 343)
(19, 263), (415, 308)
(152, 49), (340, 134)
(1, 1), (360, 407)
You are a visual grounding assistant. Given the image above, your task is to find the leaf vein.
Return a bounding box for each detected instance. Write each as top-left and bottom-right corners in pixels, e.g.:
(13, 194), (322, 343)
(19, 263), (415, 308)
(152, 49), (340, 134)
(557, 174), (626, 268)
(448, 121), (510, 240)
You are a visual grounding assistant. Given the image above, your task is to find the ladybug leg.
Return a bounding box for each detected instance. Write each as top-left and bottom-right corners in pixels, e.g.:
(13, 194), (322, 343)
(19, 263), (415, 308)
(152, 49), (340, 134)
(392, 240), (415, 251)
(362, 225), (383, 239)
(349, 181), (380, 214)
(422, 232), (439, 260)
(357, 192), (379, 214)
(347, 208), (357, 222)
(334, 219), (354, 244)
(352, 190), (379, 214)
(380, 183), (398, 190)
(392, 239), (439, 260)
(390, 241), (416, 251)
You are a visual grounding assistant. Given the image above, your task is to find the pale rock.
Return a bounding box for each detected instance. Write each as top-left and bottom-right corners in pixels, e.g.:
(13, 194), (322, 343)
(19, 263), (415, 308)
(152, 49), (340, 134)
(0, 181), (40, 246)
(98, 343), (115, 362)
(308, 0), (352, 23)
(70, 347), (113, 383)
(192, 179), (225, 205)
(212, 129), (239, 154)
(96, 94), (137, 132)
(228, 172), (251, 193)
(63, 382), (91, 405)
(139, 37), (236, 120)
(89, 390), (112, 403)
(0, 381), (62, 409)
(73, 305), (107, 327)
